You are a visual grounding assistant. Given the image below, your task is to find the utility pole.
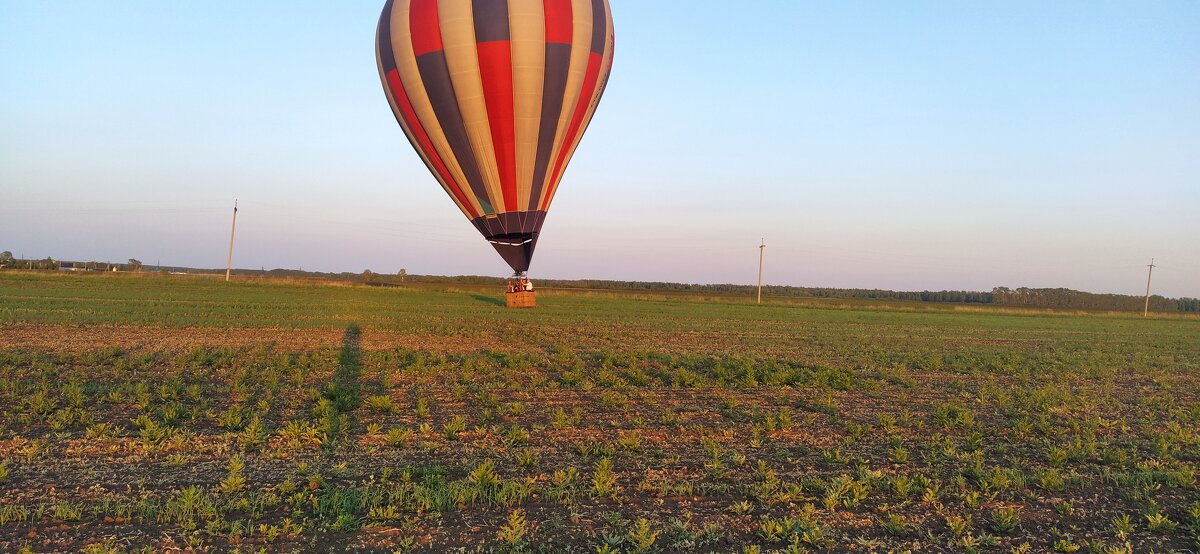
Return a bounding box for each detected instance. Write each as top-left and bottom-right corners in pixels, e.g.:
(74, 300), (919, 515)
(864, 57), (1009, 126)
(757, 239), (766, 305)
(1143, 258), (1156, 317)
(226, 200), (238, 282)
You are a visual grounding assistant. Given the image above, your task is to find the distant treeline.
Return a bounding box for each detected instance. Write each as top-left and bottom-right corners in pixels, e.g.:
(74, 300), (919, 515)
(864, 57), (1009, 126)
(991, 287), (1199, 313)
(4, 251), (1196, 313)
(396, 274), (1199, 313)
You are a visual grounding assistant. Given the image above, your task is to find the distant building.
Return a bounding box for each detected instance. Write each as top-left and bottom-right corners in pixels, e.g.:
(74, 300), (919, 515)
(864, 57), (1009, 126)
(58, 261), (106, 272)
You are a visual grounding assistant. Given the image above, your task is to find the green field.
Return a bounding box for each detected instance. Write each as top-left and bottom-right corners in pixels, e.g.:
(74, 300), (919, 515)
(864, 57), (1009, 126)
(1, 271), (1198, 553)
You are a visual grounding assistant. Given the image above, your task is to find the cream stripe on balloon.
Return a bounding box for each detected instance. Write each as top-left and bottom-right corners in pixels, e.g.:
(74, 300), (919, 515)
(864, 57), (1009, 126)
(508, 0), (546, 211)
(537, 0), (593, 205)
(438, 0), (504, 214)
(389, 1), (483, 215)
(376, 23), (472, 217)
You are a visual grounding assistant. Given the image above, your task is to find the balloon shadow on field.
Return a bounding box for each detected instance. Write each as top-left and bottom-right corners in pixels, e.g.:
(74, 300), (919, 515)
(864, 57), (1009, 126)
(471, 294), (505, 307)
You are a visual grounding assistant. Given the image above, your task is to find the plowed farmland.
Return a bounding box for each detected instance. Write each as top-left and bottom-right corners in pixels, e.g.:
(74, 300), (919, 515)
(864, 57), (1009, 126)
(1, 272), (1198, 553)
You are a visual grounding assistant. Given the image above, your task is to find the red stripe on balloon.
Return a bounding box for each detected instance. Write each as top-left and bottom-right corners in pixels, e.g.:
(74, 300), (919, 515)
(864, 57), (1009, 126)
(409, 0), (443, 57)
(544, 0), (573, 44)
(543, 52), (603, 210)
(477, 40), (518, 212)
(386, 69), (478, 219)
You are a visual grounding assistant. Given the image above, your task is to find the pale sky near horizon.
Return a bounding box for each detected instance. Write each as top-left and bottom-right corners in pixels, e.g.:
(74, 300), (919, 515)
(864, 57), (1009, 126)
(2, 1), (1198, 297)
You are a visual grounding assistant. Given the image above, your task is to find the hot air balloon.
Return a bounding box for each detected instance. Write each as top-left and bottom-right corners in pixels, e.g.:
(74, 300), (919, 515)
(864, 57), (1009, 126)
(375, 0), (614, 283)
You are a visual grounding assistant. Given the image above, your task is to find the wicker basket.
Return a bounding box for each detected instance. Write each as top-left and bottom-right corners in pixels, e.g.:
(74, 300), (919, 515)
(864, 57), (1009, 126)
(505, 291), (537, 309)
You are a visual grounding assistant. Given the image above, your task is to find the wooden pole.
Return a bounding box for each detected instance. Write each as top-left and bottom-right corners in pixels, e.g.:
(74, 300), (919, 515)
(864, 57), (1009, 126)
(1143, 258), (1155, 317)
(226, 200), (238, 282)
(757, 239), (766, 305)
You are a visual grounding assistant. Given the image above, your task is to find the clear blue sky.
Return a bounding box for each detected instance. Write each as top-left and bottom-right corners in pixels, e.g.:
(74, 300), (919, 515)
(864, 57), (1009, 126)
(2, 1), (1197, 297)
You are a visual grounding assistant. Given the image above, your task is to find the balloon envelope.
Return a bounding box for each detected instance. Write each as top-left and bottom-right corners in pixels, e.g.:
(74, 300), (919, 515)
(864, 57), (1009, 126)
(376, 0), (614, 272)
